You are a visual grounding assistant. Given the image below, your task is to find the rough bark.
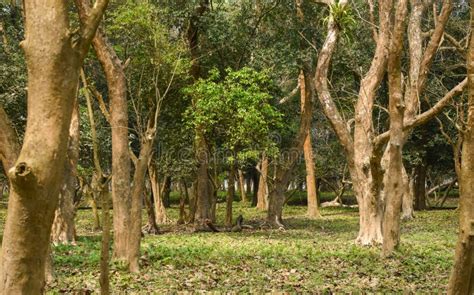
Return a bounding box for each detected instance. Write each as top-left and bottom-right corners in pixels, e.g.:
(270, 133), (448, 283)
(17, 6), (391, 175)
(0, 1), (108, 291)
(257, 154), (269, 210)
(52, 97), (79, 245)
(447, 4), (474, 291)
(382, 0), (408, 257)
(75, 0), (131, 261)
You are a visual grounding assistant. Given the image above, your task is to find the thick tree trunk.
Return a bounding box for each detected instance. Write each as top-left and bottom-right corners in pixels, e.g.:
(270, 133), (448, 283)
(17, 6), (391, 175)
(267, 181), (286, 227)
(76, 0), (131, 261)
(52, 98), (79, 245)
(447, 9), (474, 292)
(226, 163), (236, 227)
(238, 169), (247, 202)
(257, 155), (269, 210)
(0, 0), (107, 292)
(128, 139), (153, 273)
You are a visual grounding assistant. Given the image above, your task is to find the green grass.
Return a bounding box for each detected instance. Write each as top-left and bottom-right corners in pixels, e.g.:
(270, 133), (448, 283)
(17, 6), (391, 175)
(0, 196), (459, 293)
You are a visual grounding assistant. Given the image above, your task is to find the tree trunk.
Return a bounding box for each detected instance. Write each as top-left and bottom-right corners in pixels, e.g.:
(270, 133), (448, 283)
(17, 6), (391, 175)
(226, 163), (236, 227)
(238, 169), (247, 202)
(267, 180), (286, 227)
(447, 9), (474, 292)
(251, 167), (259, 206)
(128, 139), (153, 273)
(257, 155), (269, 210)
(178, 179), (189, 225)
(149, 165), (169, 224)
(162, 176), (171, 208)
(0, 0), (107, 292)
(76, 0), (131, 261)
(143, 178), (159, 234)
(299, 70), (321, 219)
(245, 173), (252, 196)
(382, 0), (408, 257)
(413, 163), (427, 210)
(401, 166), (415, 220)
(52, 97), (80, 245)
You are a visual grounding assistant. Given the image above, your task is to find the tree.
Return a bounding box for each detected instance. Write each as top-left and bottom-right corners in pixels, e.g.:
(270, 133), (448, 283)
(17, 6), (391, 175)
(447, 0), (474, 291)
(76, 0), (131, 261)
(314, 0), (466, 246)
(0, 0), (108, 292)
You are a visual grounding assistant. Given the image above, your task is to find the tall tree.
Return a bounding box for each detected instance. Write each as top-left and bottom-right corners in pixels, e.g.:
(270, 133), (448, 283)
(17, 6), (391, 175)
(76, 0), (131, 261)
(0, 0), (108, 292)
(447, 0), (474, 291)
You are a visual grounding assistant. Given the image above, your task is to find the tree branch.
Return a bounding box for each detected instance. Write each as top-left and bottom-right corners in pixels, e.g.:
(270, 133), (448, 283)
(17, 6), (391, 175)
(374, 78), (467, 147)
(74, 0), (110, 56)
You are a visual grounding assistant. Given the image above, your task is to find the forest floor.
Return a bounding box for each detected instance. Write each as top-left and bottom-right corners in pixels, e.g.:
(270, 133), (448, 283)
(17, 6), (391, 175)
(0, 193), (459, 293)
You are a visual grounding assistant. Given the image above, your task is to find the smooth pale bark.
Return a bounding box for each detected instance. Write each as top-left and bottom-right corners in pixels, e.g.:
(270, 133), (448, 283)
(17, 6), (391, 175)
(447, 4), (474, 291)
(382, 0), (408, 257)
(0, 106), (19, 174)
(315, 0), (388, 245)
(75, 0), (131, 260)
(238, 169), (247, 202)
(299, 70), (321, 219)
(52, 97), (79, 245)
(0, 1), (107, 292)
(256, 155), (269, 210)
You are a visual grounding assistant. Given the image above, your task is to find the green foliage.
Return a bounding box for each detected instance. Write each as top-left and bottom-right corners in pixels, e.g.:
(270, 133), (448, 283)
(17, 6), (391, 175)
(184, 67), (283, 161)
(323, 3), (357, 43)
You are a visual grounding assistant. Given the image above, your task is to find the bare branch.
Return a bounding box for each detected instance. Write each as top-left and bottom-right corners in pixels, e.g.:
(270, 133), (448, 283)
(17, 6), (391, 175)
(374, 78), (467, 147)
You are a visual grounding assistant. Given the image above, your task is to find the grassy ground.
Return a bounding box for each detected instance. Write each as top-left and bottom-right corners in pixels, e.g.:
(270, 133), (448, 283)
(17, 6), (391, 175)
(0, 194), (459, 293)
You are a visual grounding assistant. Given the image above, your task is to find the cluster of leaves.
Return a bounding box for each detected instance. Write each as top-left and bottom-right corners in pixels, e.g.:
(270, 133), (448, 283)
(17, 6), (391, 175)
(184, 67), (283, 163)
